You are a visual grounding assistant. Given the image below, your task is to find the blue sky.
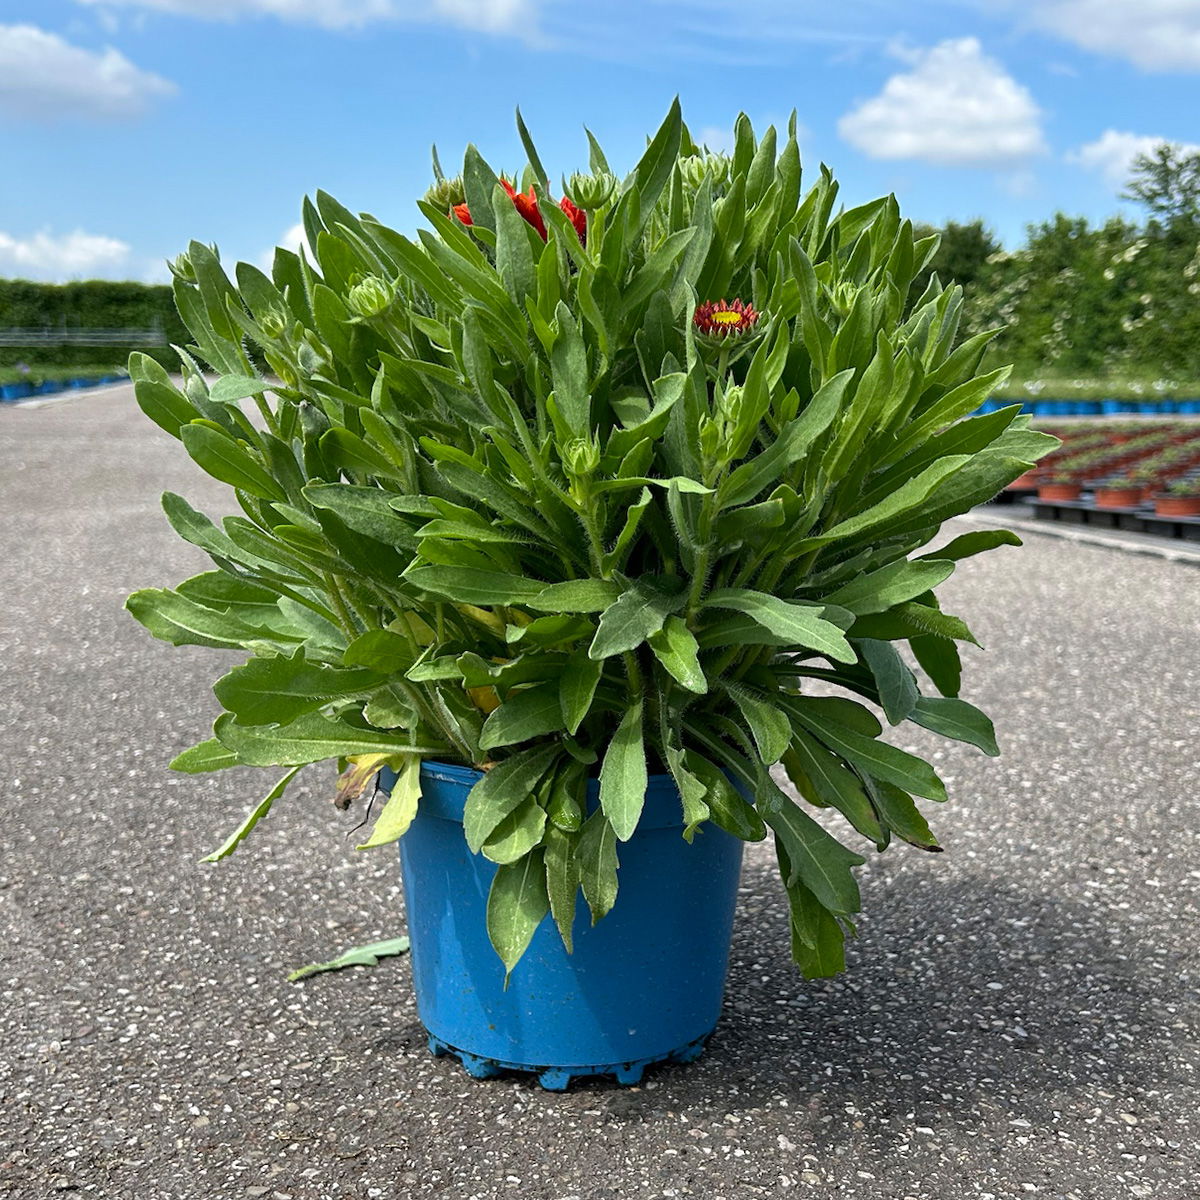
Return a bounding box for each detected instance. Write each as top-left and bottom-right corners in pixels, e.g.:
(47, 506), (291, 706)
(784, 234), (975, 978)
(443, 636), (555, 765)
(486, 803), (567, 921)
(2, 0), (1199, 281)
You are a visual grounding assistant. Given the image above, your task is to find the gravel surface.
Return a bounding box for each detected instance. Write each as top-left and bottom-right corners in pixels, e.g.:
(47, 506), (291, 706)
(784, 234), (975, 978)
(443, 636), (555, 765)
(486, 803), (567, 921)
(2, 387), (1198, 1200)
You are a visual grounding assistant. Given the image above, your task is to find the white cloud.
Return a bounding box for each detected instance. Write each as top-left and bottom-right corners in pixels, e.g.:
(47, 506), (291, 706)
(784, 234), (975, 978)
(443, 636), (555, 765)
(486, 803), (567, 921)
(1068, 129), (1200, 188)
(1026, 1), (1200, 72)
(0, 229), (131, 280)
(0, 24), (174, 120)
(74, 0), (537, 34)
(838, 37), (1046, 168)
(259, 221), (313, 270)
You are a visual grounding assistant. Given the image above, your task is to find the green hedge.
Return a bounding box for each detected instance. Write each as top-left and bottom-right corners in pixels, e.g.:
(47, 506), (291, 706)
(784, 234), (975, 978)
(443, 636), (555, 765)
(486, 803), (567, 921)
(0, 279), (186, 369)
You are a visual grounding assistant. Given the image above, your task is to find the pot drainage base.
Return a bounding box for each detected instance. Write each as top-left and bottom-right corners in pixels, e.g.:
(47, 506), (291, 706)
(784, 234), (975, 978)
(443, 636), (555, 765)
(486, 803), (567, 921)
(427, 1033), (709, 1090)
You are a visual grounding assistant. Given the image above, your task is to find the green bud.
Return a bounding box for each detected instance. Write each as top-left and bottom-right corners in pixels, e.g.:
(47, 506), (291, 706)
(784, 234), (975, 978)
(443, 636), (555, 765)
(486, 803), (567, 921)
(168, 251), (196, 283)
(347, 275), (396, 320)
(562, 435), (601, 478)
(258, 306), (289, 340)
(679, 153), (731, 194)
(564, 171), (617, 212)
(698, 414), (723, 464)
(423, 176), (466, 210)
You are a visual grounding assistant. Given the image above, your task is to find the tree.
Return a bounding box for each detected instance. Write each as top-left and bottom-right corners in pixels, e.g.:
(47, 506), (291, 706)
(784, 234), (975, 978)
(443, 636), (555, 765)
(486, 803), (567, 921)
(911, 219), (1001, 301)
(1122, 143), (1200, 228)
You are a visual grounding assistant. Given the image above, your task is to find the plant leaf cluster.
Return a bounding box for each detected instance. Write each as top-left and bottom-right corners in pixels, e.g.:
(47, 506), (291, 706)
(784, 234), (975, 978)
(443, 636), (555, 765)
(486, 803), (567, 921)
(127, 104), (1055, 977)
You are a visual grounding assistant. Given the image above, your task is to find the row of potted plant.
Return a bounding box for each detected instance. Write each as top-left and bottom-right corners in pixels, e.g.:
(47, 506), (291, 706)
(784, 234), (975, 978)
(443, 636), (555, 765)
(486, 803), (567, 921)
(0, 365), (128, 402)
(1089, 476), (1200, 515)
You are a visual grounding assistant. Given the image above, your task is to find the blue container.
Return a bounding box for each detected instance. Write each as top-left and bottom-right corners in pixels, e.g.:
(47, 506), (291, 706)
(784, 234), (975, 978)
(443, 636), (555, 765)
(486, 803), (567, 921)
(36, 380), (64, 395)
(1033, 400), (1054, 416)
(1101, 399), (1123, 414)
(1137, 401), (1160, 414)
(392, 760), (744, 1089)
(1179, 399), (1200, 415)
(1078, 401), (1102, 415)
(0, 382), (30, 402)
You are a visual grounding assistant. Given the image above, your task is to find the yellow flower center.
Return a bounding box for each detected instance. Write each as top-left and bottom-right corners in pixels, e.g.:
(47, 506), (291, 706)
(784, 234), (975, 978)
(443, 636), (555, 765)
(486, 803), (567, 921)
(711, 310), (742, 325)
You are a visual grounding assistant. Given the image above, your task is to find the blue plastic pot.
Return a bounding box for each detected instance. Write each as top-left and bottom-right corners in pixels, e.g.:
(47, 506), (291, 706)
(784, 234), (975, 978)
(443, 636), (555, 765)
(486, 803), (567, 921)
(1101, 399), (1123, 414)
(390, 760), (744, 1089)
(1078, 401), (1102, 415)
(36, 380), (64, 395)
(0, 382), (30, 402)
(1179, 399), (1200, 415)
(1033, 400), (1054, 416)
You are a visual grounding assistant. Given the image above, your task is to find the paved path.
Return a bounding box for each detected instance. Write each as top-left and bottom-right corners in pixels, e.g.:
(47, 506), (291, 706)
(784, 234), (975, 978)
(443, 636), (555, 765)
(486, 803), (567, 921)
(2, 388), (1198, 1200)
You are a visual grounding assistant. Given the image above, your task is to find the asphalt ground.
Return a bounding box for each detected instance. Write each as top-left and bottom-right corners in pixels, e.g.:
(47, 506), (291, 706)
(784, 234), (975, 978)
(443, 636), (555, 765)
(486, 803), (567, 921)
(1, 386), (1198, 1200)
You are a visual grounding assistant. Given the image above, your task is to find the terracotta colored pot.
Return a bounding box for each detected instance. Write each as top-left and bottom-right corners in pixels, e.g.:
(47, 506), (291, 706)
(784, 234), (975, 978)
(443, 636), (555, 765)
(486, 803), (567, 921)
(1038, 483), (1082, 501)
(1093, 487), (1142, 509)
(1154, 494), (1200, 517)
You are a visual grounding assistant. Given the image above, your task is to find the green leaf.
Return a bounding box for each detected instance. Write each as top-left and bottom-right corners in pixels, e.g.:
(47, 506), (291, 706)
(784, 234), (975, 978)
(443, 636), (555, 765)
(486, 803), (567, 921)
(910, 696), (999, 755)
(356, 754), (422, 849)
(528, 579), (620, 613)
(126, 588), (291, 650)
(577, 810), (619, 923)
(287, 936), (410, 983)
(866, 777), (940, 850)
(917, 528), (1021, 563)
(463, 745), (559, 853)
(170, 737), (240, 773)
(599, 701), (647, 841)
(764, 792), (864, 915)
(776, 844), (847, 978)
(910, 633), (962, 697)
(589, 577), (687, 660)
(405, 565), (545, 607)
(200, 766), (302, 862)
(487, 848), (550, 978)
(213, 711), (441, 767)
(543, 826), (579, 952)
(648, 615), (707, 693)
(726, 685), (791, 764)
(788, 699), (947, 802)
(687, 754), (765, 841)
(559, 649), (603, 734)
(482, 796), (548, 864)
(209, 374), (270, 405)
(494, 181), (538, 307)
(550, 301), (590, 435)
(857, 639), (920, 725)
(783, 730), (885, 846)
(304, 484), (420, 546)
(478, 682), (566, 751)
(825, 559), (955, 617)
(180, 424), (285, 501)
(214, 654), (384, 726)
(704, 589), (855, 664)
(343, 629), (417, 675)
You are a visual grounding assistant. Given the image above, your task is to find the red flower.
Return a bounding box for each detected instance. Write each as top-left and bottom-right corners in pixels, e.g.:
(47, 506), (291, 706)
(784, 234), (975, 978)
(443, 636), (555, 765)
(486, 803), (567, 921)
(501, 178), (547, 240)
(559, 195), (587, 242)
(693, 298), (760, 337)
(449, 180), (586, 244)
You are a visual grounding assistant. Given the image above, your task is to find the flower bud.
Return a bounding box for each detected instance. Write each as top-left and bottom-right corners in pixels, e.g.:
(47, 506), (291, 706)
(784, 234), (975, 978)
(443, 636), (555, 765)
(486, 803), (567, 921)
(168, 251), (196, 283)
(347, 275), (396, 320)
(258, 306), (289, 340)
(562, 435), (600, 478)
(698, 414), (723, 463)
(565, 171), (617, 212)
(680, 153), (731, 193)
(424, 175), (466, 210)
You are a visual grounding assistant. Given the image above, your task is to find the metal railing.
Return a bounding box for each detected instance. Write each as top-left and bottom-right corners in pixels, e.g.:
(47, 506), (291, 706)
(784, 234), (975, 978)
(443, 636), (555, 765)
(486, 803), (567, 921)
(0, 326), (166, 346)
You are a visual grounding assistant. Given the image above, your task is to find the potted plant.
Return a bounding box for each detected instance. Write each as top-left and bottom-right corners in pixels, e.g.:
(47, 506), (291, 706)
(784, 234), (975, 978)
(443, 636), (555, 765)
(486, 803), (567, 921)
(1154, 478), (1200, 517)
(1092, 477), (1145, 509)
(125, 106), (1056, 1089)
(1037, 473), (1082, 501)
